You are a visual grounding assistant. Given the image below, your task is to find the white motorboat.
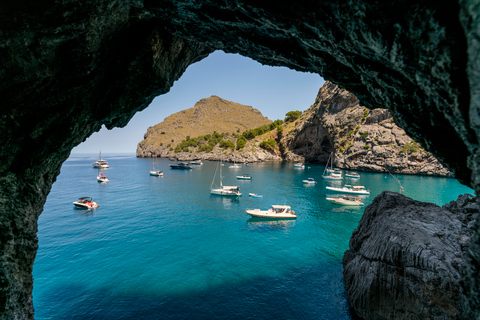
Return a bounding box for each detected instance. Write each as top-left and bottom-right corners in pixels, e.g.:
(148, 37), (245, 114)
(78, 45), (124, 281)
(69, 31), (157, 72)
(345, 171), (360, 178)
(294, 162), (305, 169)
(92, 151), (109, 168)
(210, 155), (241, 196)
(327, 195), (364, 206)
(73, 197), (99, 209)
(322, 152), (343, 180)
(97, 172), (109, 183)
(249, 193), (263, 198)
(229, 164), (242, 169)
(237, 174), (252, 180)
(302, 177), (317, 184)
(325, 185), (370, 195)
(190, 160), (203, 165)
(245, 205), (296, 219)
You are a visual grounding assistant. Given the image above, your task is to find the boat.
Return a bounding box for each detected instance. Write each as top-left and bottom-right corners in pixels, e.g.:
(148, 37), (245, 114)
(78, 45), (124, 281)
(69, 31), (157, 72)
(170, 162), (193, 170)
(325, 184), (370, 195)
(294, 162), (305, 169)
(345, 171), (360, 178)
(245, 205), (296, 218)
(322, 152), (343, 180)
(326, 195), (364, 206)
(97, 172), (109, 183)
(249, 193), (263, 198)
(229, 162), (242, 169)
(150, 159), (164, 176)
(190, 160), (203, 165)
(302, 177), (317, 184)
(73, 197), (99, 209)
(92, 151), (109, 169)
(210, 155), (241, 196)
(237, 174), (252, 180)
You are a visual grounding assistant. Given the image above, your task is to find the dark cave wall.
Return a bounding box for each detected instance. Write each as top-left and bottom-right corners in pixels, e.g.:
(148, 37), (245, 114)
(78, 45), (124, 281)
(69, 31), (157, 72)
(0, 0), (479, 319)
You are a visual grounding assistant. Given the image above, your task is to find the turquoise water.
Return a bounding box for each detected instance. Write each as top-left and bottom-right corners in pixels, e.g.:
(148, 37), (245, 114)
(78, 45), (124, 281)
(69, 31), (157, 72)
(33, 154), (473, 319)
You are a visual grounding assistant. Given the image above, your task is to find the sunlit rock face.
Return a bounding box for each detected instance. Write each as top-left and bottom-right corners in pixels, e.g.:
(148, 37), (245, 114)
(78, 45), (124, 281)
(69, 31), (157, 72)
(0, 0), (479, 319)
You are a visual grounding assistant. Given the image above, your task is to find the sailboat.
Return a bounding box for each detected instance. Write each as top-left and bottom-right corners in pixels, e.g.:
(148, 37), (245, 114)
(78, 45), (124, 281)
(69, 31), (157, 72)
(211, 154), (242, 196)
(149, 158), (163, 176)
(322, 152), (343, 180)
(92, 151), (109, 168)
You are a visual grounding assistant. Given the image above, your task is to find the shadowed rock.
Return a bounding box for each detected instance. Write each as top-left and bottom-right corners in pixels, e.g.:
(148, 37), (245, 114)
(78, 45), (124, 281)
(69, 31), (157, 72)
(343, 192), (479, 319)
(0, 1), (479, 318)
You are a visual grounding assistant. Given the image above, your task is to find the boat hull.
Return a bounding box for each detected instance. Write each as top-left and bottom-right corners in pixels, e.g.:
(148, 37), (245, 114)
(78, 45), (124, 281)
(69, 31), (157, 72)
(73, 202), (99, 209)
(325, 186), (370, 195)
(326, 198), (364, 206)
(150, 171), (163, 176)
(211, 189), (242, 196)
(237, 176), (252, 180)
(248, 193), (262, 198)
(245, 209), (296, 219)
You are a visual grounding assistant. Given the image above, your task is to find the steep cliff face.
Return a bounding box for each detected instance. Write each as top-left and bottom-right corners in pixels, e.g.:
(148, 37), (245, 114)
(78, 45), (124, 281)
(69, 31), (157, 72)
(283, 82), (452, 177)
(343, 192), (479, 319)
(0, 1), (479, 319)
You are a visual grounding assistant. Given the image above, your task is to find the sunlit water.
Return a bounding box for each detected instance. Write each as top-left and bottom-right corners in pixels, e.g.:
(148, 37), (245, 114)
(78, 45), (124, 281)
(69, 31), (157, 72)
(33, 153), (473, 319)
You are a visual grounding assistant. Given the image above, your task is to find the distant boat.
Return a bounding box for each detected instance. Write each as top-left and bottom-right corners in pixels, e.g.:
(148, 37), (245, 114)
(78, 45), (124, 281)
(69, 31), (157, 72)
(294, 162), (305, 169)
(190, 160), (203, 165)
(326, 195), (364, 206)
(73, 197), (99, 209)
(150, 159), (164, 176)
(97, 172), (109, 183)
(170, 162), (193, 170)
(302, 177), (317, 185)
(345, 171), (360, 179)
(249, 193), (263, 198)
(325, 185), (370, 195)
(237, 174), (252, 180)
(210, 155), (241, 196)
(92, 151), (109, 169)
(245, 205), (296, 219)
(322, 152), (343, 180)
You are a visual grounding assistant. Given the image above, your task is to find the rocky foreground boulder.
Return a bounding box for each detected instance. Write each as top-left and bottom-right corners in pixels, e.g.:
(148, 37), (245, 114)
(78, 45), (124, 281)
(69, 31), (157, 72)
(343, 192), (479, 319)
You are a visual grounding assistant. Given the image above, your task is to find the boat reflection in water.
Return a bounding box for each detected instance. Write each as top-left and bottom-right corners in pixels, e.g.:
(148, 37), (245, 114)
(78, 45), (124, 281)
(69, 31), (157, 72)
(246, 217), (296, 231)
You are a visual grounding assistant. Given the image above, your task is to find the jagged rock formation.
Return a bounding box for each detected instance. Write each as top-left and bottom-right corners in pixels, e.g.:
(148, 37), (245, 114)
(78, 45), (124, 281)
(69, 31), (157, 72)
(343, 192), (479, 319)
(0, 1), (479, 319)
(283, 82), (452, 177)
(136, 96), (271, 157)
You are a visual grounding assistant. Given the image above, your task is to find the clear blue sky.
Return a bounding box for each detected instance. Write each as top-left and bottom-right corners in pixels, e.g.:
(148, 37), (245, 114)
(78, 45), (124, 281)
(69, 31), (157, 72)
(73, 51), (325, 153)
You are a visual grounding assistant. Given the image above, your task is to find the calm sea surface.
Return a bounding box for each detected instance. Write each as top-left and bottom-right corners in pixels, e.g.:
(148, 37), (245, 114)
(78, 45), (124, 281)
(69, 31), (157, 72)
(33, 153), (474, 319)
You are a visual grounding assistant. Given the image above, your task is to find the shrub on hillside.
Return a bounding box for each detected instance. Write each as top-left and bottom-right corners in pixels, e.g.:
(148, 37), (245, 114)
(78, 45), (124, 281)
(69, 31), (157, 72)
(284, 110), (302, 123)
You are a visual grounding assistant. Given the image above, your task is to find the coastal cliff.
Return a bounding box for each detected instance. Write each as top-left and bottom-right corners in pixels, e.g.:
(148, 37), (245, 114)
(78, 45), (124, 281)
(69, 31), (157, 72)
(343, 192), (478, 319)
(281, 82), (452, 177)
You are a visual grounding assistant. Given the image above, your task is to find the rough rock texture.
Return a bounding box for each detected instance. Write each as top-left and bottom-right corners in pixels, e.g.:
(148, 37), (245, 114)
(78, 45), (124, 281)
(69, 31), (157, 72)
(1, 1), (480, 319)
(136, 95), (271, 157)
(343, 192), (479, 319)
(283, 81), (452, 177)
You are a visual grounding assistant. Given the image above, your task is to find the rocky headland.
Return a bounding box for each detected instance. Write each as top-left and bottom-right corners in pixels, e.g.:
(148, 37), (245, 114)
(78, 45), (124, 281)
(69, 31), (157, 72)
(136, 95), (271, 157)
(343, 192), (479, 319)
(143, 82), (451, 177)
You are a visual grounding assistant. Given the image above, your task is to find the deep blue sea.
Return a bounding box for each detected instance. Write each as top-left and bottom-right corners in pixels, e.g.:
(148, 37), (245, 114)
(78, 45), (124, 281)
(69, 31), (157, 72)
(33, 153), (474, 319)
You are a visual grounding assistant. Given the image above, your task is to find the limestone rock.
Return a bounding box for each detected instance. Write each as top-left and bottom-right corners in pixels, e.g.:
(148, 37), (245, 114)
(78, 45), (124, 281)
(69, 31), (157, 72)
(284, 82), (452, 177)
(343, 192), (479, 319)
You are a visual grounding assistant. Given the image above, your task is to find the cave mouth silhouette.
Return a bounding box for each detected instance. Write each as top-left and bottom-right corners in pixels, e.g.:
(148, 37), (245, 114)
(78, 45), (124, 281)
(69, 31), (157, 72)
(1, 1), (479, 319)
